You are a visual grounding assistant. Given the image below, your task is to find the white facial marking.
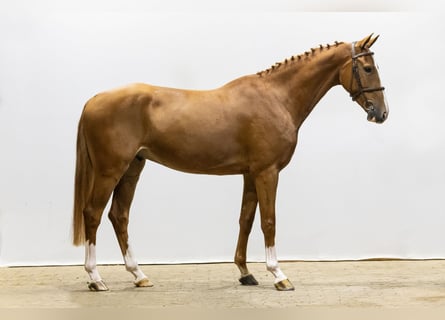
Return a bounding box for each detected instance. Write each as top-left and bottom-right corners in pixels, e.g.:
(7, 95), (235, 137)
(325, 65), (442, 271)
(374, 60), (389, 115)
(84, 241), (102, 282)
(383, 90), (389, 116)
(124, 245), (148, 282)
(265, 246), (287, 283)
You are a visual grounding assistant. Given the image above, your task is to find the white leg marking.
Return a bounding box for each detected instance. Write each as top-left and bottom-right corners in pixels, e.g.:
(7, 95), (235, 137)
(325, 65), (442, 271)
(84, 241), (102, 282)
(124, 245), (148, 283)
(265, 246), (287, 283)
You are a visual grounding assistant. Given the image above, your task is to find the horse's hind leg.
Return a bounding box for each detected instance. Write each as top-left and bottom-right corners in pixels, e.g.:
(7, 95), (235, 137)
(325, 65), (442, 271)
(108, 156), (153, 287)
(234, 174), (259, 285)
(84, 174), (120, 291)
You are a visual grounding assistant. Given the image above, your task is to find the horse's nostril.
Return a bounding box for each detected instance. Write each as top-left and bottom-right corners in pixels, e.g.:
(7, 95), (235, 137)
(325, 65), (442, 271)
(382, 111), (387, 120)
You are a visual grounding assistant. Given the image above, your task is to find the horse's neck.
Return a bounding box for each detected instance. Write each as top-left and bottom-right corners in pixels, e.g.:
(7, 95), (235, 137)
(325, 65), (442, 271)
(264, 43), (351, 129)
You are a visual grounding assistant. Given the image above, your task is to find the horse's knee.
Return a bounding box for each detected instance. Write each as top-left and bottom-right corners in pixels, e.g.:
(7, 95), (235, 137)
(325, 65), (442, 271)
(260, 218), (275, 235)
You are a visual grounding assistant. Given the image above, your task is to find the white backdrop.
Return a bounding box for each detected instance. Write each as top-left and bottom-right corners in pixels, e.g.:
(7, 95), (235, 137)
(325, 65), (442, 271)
(1, 1), (444, 266)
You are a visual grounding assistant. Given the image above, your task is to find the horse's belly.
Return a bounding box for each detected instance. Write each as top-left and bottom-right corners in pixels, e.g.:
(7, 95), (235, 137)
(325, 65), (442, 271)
(139, 134), (248, 175)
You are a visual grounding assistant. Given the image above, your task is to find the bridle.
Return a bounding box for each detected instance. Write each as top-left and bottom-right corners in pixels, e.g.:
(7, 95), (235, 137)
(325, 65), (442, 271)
(349, 42), (385, 102)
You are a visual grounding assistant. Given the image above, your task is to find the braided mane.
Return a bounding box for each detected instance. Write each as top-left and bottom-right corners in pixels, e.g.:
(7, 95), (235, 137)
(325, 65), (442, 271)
(256, 41), (344, 77)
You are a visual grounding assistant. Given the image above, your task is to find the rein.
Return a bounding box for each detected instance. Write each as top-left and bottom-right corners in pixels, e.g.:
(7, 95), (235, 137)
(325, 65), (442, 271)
(349, 42), (385, 102)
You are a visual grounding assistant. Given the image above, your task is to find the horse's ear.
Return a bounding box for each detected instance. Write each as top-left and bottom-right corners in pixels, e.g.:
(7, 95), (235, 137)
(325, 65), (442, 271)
(356, 33), (374, 49)
(366, 34), (380, 48)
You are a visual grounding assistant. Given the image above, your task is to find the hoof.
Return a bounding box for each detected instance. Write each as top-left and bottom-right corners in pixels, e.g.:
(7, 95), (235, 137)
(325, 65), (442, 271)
(88, 280), (109, 291)
(274, 279), (295, 291)
(239, 274), (259, 286)
(134, 278), (154, 287)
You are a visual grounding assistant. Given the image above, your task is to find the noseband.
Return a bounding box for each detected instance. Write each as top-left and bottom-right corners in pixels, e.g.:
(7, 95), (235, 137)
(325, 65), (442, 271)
(350, 42), (385, 102)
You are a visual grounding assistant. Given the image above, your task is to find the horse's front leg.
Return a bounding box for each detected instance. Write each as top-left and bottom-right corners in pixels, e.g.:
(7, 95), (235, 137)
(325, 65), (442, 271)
(255, 167), (295, 291)
(234, 174), (259, 285)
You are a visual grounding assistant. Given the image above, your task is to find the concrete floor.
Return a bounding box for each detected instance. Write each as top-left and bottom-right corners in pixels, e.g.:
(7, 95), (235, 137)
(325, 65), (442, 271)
(1, 260), (445, 309)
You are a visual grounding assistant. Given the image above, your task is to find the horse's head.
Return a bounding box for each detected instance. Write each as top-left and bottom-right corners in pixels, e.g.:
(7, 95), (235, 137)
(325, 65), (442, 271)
(339, 34), (388, 123)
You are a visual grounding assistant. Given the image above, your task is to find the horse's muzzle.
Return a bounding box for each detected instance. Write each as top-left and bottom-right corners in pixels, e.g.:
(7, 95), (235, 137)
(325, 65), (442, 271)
(366, 102), (388, 124)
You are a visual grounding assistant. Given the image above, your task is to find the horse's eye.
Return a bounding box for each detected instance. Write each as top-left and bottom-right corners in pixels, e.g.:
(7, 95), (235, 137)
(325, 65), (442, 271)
(364, 66), (373, 73)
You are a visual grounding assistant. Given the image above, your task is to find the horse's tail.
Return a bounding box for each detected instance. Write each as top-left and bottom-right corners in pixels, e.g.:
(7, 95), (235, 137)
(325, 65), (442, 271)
(72, 115), (93, 246)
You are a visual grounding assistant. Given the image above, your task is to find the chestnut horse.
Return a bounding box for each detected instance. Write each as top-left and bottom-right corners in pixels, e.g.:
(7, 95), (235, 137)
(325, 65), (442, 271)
(73, 34), (388, 291)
